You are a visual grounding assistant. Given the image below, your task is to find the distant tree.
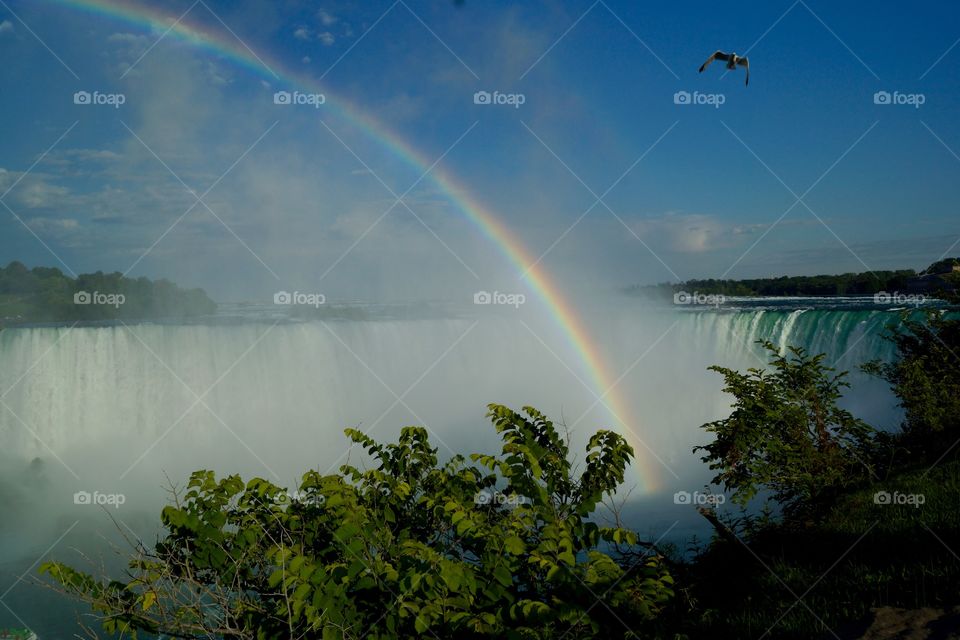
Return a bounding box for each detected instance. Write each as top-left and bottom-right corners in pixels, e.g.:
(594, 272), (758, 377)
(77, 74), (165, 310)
(695, 342), (875, 513)
(921, 257), (960, 275)
(0, 261), (40, 294)
(41, 406), (674, 639)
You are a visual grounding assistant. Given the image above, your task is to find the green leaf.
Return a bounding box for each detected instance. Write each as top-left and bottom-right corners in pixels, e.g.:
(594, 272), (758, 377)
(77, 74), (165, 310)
(414, 614), (430, 633)
(503, 535), (525, 555)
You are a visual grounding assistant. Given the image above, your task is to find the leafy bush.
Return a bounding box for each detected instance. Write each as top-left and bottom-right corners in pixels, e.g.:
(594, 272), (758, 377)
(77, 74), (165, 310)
(694, 341), (875, 513)
(864, 310), (960, 461)
(41, 405), (673, 639)
(677, 459), (960, 639)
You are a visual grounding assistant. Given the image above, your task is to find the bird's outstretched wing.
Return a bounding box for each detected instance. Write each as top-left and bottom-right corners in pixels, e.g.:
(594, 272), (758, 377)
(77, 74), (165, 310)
(737, 56), (749, 85)
(699, 51), (729, 73)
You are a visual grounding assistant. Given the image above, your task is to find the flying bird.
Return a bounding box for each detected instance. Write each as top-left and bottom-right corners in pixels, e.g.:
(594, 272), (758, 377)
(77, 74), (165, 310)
(699, 51), (749, 86)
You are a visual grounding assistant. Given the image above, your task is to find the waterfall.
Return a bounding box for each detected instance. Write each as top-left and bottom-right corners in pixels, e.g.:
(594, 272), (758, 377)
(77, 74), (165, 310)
(0, 308), (903, 489)
(0, 306), (910, 636)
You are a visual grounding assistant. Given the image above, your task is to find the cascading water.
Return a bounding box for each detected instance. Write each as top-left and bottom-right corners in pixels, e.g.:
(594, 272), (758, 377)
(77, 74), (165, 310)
(661, 306), (901, 426)
(0, 301), (913, 635)
(0, 305), (907, 508)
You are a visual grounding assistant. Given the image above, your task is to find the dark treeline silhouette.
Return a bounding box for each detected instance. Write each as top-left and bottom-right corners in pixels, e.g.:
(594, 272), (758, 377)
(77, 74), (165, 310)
(0, 261), (216, 323)
(628, 258), (960, 298)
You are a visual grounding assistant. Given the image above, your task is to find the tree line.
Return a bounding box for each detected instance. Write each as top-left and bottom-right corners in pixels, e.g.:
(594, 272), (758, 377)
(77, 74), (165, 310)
(627, 258), (960, 298)
(0, 261), (216, 323)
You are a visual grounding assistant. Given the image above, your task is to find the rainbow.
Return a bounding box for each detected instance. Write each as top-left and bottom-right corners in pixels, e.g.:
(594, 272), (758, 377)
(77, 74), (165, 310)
(45, 0), (664, 492)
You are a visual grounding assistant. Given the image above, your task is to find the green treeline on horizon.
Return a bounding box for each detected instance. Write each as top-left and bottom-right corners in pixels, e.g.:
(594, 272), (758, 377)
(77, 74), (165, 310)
(0, 261), (216, 323)
(628, 258), (960, 297)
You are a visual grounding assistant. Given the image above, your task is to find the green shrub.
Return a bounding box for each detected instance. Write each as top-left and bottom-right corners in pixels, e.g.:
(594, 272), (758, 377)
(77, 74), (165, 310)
(41, 405), (673, 639)
(695, 341), (875, 514)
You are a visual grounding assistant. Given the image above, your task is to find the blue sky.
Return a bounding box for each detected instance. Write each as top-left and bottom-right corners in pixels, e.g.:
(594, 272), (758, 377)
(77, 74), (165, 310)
(1, 0), (959, 301)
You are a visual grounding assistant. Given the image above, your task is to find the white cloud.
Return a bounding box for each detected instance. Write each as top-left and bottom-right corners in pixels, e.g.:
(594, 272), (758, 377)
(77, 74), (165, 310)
(318, 9), (337, 26)
(107, 32), (147, 44)
(69, 149), (121, 162)
(293, 20), (336, 46)
(632, 212), (758, 253)
(0, 174), (70, 209)
(0, 19), (13, 34)
(41, 148), (122, 169)
(629, 212), (815, 255)
(26, 217), (79, 233)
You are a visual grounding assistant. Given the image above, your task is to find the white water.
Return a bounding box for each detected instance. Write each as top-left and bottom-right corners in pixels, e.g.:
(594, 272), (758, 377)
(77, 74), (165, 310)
(0, 306), (905, 636)
(1, 318), (623, 485)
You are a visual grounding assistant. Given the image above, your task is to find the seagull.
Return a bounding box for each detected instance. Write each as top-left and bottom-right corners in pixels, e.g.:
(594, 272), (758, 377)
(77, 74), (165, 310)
(699, 51), (749, 86)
